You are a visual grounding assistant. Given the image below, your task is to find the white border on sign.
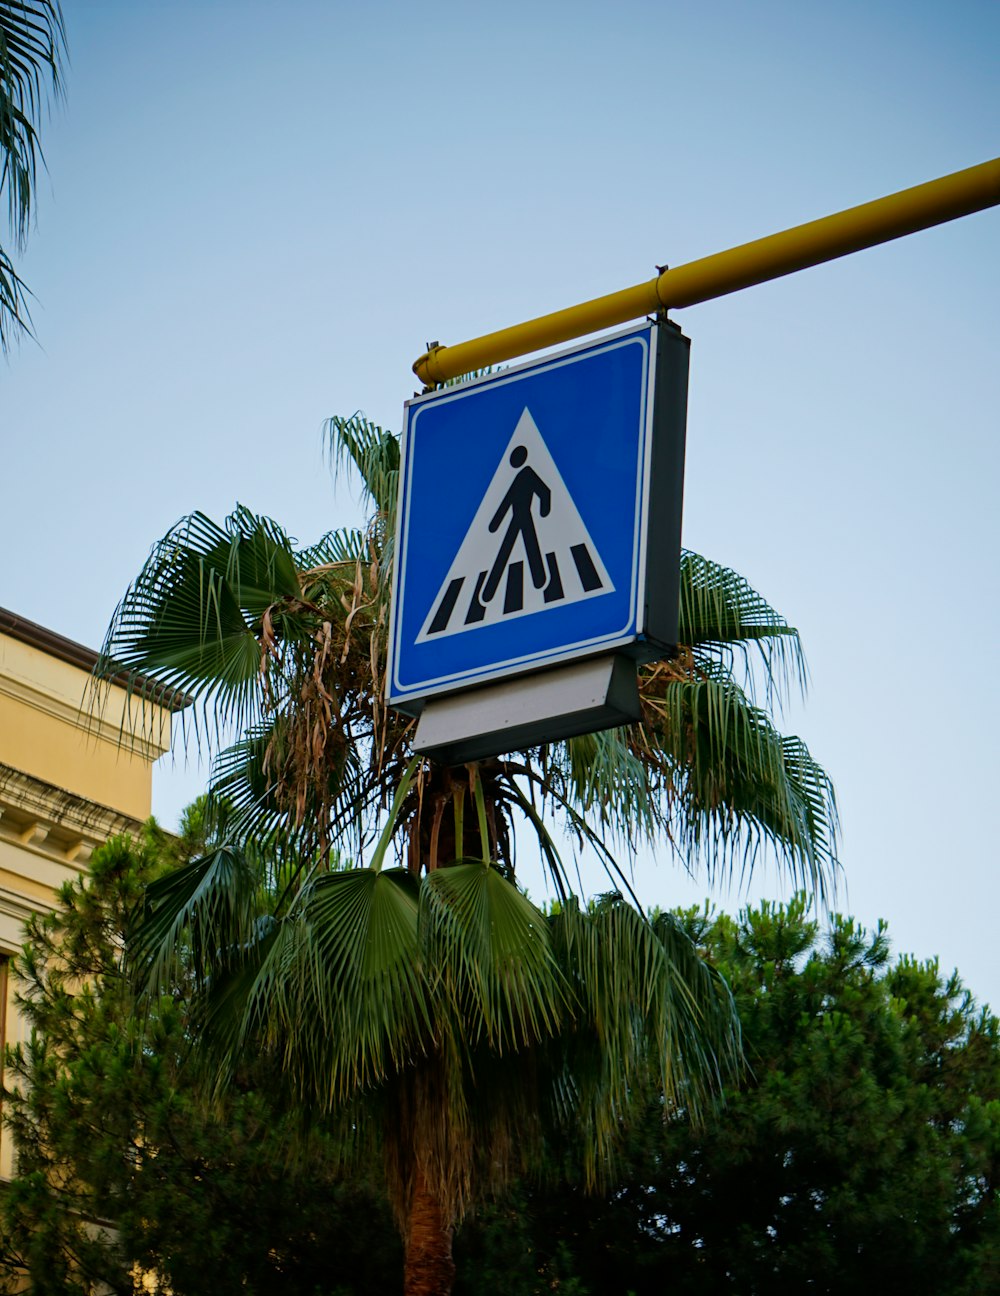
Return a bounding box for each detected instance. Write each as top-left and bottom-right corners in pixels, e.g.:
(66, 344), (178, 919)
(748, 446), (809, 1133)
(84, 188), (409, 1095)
(387, 323), (659, 705)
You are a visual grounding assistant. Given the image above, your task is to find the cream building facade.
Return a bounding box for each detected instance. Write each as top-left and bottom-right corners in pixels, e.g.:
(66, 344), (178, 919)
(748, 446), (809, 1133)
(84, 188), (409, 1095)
(0, 609), (179, 1179)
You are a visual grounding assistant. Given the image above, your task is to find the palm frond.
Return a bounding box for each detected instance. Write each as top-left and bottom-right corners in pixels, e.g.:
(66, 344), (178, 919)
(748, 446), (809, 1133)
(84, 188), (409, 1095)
(0, 241), (28, 349)
(324, 412), (400, 519)
(545, 895), (740, 1186)
(646, 907), (743, 1111)
(203, 504), (302, 615)
(208, 725), (280, 817)
(440, 365), (499, 388)
(678, 550), (807, 707)
(0, 0), (64, 247)
(129, 845), (259, 993)
(202, 867), (432, 1106)
(503, 758), (648, 907)
(422, 863), (566, 1053)
(646, 677), (838, 897)
(559, 728), (658, 846)
(205, 723), (299, 857)
(495, 775), (572, 901)
(0, 0), (64, 351)
(371, 755), (421, 871)
(95, 507), (309, 748)
(207, 712), (372, 859)
(294, 526), (367, 572)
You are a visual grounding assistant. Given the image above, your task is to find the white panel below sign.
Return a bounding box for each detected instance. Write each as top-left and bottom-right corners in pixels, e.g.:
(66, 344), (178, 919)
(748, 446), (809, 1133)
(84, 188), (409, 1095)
(412, 654), (640, 766)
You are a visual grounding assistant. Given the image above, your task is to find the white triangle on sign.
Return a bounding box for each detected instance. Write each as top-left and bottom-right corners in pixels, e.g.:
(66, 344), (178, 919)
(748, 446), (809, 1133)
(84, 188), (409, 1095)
(417, 407), (614, 643)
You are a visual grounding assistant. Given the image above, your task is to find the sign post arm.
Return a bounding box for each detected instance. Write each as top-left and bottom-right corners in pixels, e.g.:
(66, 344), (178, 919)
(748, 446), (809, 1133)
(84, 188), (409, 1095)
(413, 157), (1000, 386)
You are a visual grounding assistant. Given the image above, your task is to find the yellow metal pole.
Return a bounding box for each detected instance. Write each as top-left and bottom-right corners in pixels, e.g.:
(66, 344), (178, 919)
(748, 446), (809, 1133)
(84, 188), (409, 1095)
(413, 157), (1000, 386)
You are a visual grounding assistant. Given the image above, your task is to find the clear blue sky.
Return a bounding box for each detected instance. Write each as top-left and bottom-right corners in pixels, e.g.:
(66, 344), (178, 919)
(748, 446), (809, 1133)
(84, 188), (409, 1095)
(4, 1), (998, 1001)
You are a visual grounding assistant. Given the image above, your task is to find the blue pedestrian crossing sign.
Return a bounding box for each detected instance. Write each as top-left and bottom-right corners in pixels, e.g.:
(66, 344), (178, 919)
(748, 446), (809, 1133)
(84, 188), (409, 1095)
(388, 321), (690, 713)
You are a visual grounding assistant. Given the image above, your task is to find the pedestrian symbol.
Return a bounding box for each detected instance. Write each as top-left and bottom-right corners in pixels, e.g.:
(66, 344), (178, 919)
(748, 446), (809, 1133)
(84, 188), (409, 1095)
(417, 407), (613, 642)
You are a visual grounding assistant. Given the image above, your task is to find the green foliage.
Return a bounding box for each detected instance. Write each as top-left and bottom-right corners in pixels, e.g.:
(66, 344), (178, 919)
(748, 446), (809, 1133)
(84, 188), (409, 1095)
(10, 856), (995, 1295)
(0, 1), (64, 351)
(127, 844), (739, 1228)
(456, 896), (1000, 1294)
(677, 549), (806, 707)
(0, 820), (402, 1294)
(92, 410), (842, 1281)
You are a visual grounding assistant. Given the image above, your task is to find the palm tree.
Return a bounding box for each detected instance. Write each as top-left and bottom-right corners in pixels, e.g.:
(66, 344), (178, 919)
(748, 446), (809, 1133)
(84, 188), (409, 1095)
(97, 414), (837, 1296)
(0, 1), (64, 352)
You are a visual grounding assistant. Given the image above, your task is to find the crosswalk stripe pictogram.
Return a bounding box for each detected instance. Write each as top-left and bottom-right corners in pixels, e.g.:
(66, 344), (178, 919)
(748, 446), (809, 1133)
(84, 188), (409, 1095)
(417, 407), (613, 643)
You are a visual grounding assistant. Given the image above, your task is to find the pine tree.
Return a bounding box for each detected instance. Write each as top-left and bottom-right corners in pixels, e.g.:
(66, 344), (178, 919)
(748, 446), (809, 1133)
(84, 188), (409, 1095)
(0, 812), (401, 1294)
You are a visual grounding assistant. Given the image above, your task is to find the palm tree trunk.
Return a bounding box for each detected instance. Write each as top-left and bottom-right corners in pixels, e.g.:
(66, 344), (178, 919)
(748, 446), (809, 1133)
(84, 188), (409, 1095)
(404, 1164), (456, 1296)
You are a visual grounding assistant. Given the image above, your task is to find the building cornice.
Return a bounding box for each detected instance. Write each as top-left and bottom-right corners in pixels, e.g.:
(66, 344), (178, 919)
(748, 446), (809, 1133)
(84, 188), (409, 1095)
(0, 608), (192, 713)
(0, 763), (143, 867)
